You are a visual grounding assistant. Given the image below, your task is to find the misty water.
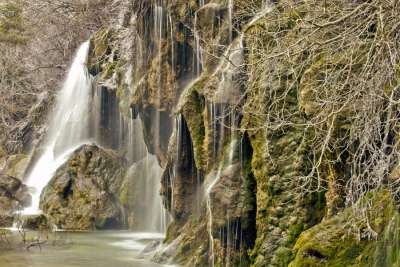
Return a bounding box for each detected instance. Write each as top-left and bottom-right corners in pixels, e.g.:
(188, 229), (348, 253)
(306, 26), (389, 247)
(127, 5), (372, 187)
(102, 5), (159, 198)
(0, 231), (168, 267)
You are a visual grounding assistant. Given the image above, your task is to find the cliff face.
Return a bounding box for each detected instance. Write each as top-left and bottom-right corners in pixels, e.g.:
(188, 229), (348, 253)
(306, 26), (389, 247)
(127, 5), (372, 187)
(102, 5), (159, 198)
(86, 0), (400, 266)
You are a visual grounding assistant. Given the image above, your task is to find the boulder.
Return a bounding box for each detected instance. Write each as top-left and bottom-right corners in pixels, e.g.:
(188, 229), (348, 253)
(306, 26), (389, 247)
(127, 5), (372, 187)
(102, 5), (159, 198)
(0, 174), (32, 227)
(26, 214), (49, 230)
(40, 144), (127, 230)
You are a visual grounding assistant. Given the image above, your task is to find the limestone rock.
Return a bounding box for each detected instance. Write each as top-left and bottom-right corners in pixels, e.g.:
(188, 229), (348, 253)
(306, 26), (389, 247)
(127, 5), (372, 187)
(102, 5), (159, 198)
(40, 144), (127, 230)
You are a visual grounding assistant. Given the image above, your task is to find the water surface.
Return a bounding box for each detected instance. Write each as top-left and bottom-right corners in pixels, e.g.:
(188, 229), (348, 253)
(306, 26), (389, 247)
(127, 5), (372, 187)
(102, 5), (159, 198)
(0, 231), (167, 267)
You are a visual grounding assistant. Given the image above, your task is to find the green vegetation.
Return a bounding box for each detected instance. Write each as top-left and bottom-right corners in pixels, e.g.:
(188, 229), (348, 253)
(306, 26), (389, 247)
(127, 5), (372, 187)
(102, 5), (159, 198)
(0, 0), (29, 44)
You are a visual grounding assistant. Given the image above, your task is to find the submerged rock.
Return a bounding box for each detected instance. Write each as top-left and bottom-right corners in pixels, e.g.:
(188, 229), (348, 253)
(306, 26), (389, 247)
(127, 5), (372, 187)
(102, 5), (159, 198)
(0, 174), (32, 227)
(40, 144), (127, 230)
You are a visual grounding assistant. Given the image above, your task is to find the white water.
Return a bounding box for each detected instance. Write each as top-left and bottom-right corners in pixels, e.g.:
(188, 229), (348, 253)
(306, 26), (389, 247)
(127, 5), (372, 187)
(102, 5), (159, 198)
(199, 0), (205, 8)
(205, 138), (238, 267)
(24, 42), (92, 214)
(194, 14), (204, 78)
(154, 3), (164, 158)
(169, 15), (175, 76)
(249, 1), (272, 26)
(228, 0), (233, 44)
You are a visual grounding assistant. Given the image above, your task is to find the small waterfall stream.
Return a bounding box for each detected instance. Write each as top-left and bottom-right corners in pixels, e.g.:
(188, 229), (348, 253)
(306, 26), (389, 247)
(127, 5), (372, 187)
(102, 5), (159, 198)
(205, 138), (238, 267)
(24, 42), (92, 214)
(193, 13), (204, 78)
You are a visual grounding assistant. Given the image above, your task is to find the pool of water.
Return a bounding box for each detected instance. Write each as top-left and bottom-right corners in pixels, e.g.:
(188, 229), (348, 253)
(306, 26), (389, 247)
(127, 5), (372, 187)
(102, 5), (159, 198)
(0, 231), (171, 267)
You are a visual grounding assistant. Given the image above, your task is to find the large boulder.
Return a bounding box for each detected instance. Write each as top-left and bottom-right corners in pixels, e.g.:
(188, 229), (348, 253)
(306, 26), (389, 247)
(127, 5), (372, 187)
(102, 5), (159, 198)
(40, 144), (127, 230)
(0, 174), (32, 227)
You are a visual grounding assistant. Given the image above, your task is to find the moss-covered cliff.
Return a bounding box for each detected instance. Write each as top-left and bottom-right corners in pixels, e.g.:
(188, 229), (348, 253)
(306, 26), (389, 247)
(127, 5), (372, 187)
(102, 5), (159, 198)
(86, 0), (400, 266)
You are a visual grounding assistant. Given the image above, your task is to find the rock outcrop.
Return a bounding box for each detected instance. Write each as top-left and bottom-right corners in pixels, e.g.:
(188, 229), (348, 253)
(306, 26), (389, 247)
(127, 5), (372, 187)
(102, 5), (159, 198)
(40, 144), (127, 230)
(0, 174), (32, 227)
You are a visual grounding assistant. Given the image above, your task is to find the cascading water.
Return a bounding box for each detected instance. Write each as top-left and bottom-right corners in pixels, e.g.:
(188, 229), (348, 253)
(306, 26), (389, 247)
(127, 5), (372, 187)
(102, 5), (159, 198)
(153, 2), (164, 161)
(193, 13), (204, 78)
(169, 15), (175, 76)
(205, 137), (238, 267)
(122, 109), (171, 233)
(228, 0), (233, 44)
(24, 42), (92, 214)
(199, 0), (205, 8)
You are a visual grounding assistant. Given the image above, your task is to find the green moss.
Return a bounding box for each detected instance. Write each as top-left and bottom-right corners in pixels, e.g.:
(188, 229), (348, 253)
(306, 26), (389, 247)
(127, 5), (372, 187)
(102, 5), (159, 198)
(101, 61), (118, 80)
(288, 223), (303, 244)
(0, 0), (30, 44)
(290, 191), (400, 267)
(181, 80), (206, 170)
(88, 28), (115, 75)
(164, 220), (179, 243)
(275, 247), (295, 266)
(191, 214), (201, 227)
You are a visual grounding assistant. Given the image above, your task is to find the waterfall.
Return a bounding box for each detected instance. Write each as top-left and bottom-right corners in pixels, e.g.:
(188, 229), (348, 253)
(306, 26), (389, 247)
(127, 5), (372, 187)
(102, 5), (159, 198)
(228, 0), (233, 44)
(124, 108), (171, 233)
(24, 42), (92, 214)
(199, 0), (205, 8)
(169, 15), (175, 76)
(154, 2), (164, 158)
(193, 13), (204, 78)
(205, 138), (238, 267)
(249, 1), (272, 26)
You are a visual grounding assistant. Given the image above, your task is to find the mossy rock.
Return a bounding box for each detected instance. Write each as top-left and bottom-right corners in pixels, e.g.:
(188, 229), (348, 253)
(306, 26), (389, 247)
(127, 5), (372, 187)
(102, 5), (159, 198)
(40, 144), (127, 230)
(291, 216), (365, 267)
(291, 192), (400, 267)
(88, 28), (115, 75)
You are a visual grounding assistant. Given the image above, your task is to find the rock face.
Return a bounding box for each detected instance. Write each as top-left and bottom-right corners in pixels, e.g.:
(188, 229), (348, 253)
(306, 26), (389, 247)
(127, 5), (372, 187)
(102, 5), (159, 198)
(0, 154), (30, 180)
(85, 0), (400, 266)
(40, 144), (127, 230)
(0, 174), (32, 227)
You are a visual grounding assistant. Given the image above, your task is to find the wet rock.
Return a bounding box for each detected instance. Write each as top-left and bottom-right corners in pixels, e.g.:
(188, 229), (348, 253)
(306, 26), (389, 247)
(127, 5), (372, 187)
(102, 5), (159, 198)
(153, 236), (183, 265)
(136, 240), (161, 259)
(0, 174), (32, 207)
(0, 174), (32, 227)
(25, 214), (49, 230)
(40, 144), (127, 230)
